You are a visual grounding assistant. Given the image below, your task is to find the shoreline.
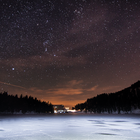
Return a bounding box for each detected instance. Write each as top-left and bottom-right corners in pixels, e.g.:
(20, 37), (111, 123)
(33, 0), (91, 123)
(0, 112), (140, 117)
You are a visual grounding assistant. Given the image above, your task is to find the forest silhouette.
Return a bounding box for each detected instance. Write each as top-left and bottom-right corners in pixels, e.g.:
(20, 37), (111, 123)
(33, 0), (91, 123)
(0, 92), (54, 114)
(74, 81), (140, 114)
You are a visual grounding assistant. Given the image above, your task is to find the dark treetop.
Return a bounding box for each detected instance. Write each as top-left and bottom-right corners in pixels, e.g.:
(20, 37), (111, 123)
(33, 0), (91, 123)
(74, 81), (140, 114)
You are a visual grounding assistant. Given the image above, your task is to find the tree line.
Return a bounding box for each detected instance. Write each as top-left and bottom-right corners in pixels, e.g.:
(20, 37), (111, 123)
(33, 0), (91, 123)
(0, 92), (54, 114)
(74, 81), (140, 114)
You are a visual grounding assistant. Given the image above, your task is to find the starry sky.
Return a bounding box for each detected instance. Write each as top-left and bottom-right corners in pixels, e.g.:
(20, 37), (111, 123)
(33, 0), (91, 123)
(0, 0), (140, 108)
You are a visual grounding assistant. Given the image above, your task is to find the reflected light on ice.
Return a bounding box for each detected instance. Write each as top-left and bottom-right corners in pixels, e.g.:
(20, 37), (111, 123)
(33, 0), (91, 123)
(0, 114), (140, 140)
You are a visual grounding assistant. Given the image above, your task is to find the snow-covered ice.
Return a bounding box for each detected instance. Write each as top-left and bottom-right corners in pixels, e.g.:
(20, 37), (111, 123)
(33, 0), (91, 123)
(0, 114), (140, 140)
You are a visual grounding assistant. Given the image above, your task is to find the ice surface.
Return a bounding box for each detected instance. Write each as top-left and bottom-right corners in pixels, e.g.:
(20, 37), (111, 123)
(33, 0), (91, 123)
(0, 114), (140, 140)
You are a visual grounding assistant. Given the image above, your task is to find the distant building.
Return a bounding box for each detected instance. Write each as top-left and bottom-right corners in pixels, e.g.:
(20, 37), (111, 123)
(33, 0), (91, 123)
(53, 105), (67, 113)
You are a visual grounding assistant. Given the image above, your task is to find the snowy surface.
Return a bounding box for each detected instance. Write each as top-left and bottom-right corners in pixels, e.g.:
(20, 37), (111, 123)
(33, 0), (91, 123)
(0, 114), (140, 140)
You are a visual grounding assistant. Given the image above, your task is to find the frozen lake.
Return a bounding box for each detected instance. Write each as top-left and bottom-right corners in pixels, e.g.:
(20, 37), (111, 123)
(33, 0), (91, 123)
(0, 113), (140, 140)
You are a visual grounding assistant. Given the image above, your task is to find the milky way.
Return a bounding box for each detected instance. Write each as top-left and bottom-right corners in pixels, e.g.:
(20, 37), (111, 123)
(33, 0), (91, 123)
(0, 0), (140, 108)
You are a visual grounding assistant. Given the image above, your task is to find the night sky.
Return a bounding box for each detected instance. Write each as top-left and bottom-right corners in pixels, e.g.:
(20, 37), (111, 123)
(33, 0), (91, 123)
(0, 0), (140, 108)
